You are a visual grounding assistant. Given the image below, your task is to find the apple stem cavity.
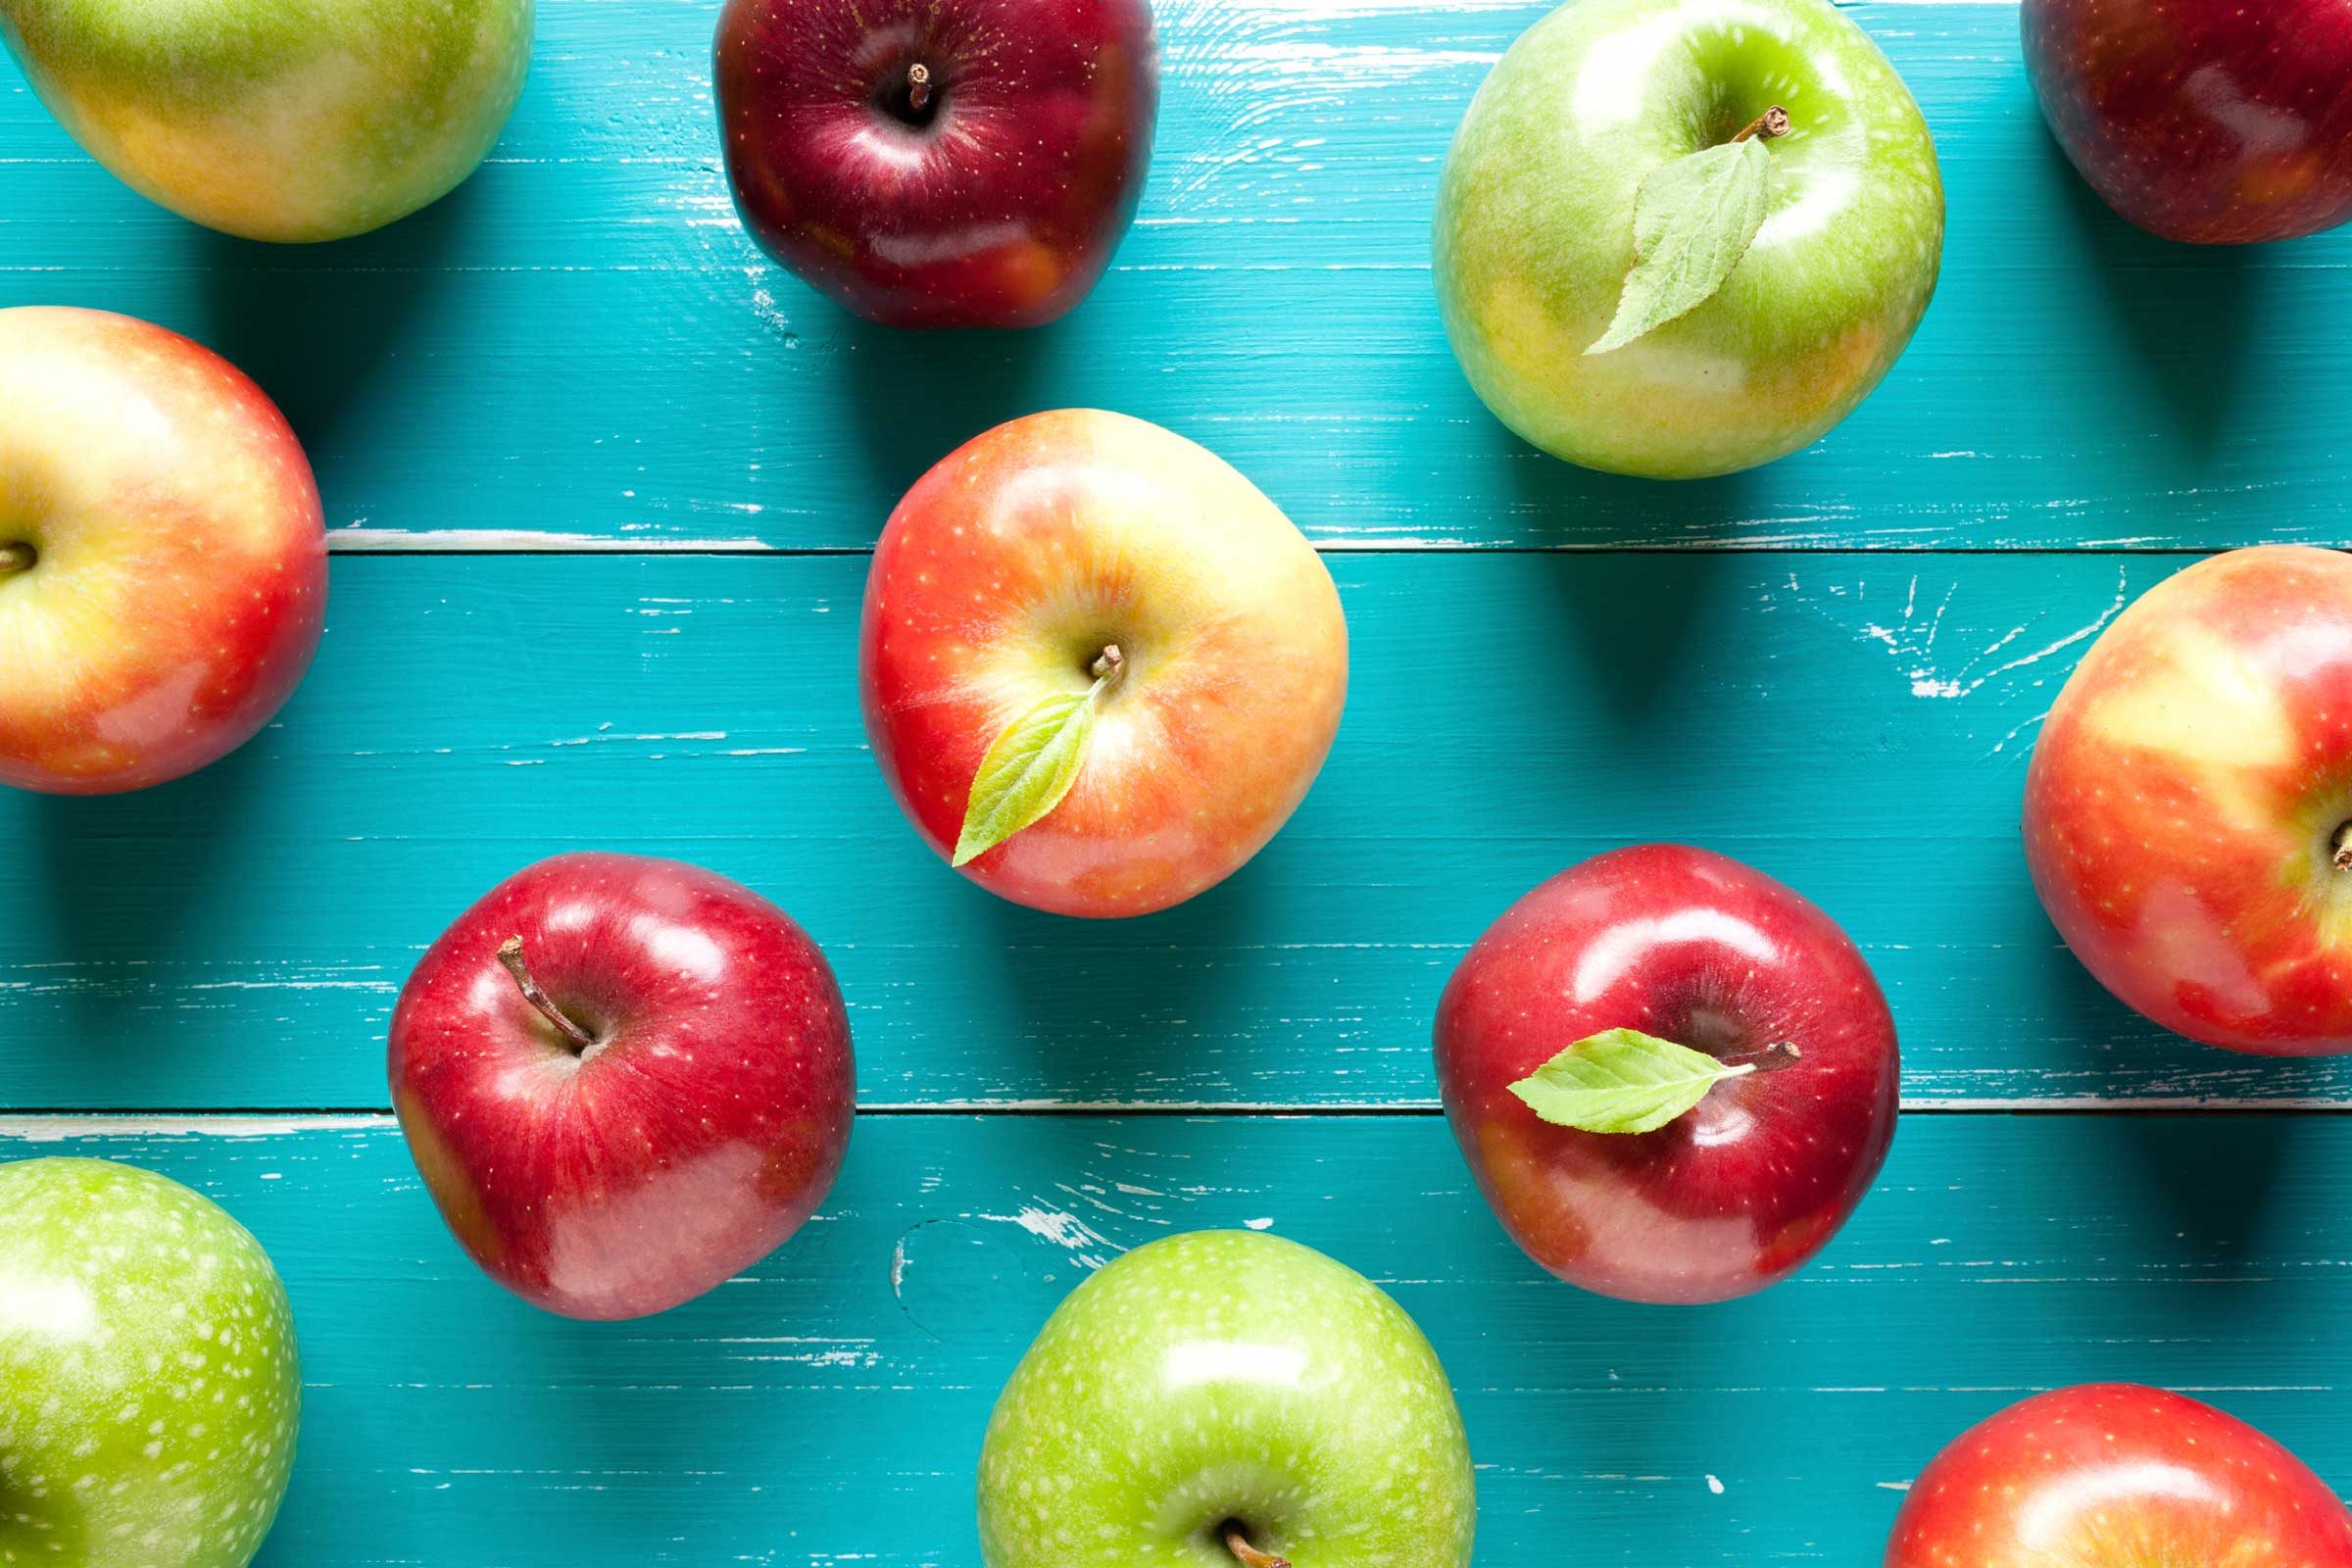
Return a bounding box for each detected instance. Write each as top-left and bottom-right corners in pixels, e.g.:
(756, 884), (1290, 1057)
(1223, 1526), (1291, 1568)
(0, 542), (32, 578)
(495, 935), (599, 1054)
(2332, 821), (2352, 873)
(1732, 105), (1791, 144)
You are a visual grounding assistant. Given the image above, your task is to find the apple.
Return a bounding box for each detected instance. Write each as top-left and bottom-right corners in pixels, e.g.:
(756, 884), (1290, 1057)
(977, 1229), (1475, 1568)
(860, 409), (1347, 918)
(1887, 1384), (2352, 1566)
(2024, 546), (2352, 1054)
(1433, 0), (1944, 479)
(715, 0), (1156, 328)
(1433, 844), (1900, 1304)
(2024, 0), (2352, 245)
(2, 0), (531, 242)
(0, 1156), (302, 1567)
(388, 852), (856, 1320)
(0, 306), (326, 795)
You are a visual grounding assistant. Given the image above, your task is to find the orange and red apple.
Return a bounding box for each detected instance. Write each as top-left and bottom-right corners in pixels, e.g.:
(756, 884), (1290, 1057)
(0, 306), (326, 794)
(1887, 1385), (2352, 1566)
(859, 409), (1347, 918)
(2026, 546), (2352, 1054)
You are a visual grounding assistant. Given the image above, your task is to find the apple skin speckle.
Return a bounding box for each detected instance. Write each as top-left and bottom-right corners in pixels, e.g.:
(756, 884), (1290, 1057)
(0, 1156), (301, 1567)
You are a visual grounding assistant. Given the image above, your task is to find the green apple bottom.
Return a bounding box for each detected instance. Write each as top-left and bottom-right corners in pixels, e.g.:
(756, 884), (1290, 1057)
(0, 1159), (299, 1568)
(1434, 0), (1945, 479)
(0, 0), (533, 243)
(979, 1231), (1475, 1568)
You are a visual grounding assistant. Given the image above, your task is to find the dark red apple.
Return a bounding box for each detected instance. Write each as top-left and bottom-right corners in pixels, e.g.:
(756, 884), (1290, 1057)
(388, 852), (856, 1320)
(1888, 1385), (2352, 1566)
(2023, 0), (2352, 244)
(713, 0), (1157, 328)
(1433, 845), (1900, 1305)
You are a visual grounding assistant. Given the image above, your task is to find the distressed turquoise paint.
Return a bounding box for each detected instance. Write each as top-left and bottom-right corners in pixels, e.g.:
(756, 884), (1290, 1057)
(5, 551), (2344, 1111)
(4, 1), (2348, 549)
(11, 4), (2352, 1564)
(0, 1113), (2342, 1566)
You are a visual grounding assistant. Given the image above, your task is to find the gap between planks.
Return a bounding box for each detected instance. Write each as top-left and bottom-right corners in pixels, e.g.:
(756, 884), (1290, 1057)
(325, 534), (2228, 559)
(3, 1098), (2351, 1140)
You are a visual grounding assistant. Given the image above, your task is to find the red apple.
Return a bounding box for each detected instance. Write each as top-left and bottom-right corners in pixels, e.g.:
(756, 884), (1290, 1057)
(1887, 1385), (2352, 1566)
(714, 0), (1156, 328)
(388, 852), (856, 1320)
(2025, 546), (2352, 1054)
(2023, 0), (2352, 244)
(1433, 845), (1900, 1305)
(0, 306), (325, 794)
(860, 409), (1347, 918)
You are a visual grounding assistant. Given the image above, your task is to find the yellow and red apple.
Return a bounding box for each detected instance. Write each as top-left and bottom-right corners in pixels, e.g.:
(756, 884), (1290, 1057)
(859, 410), (1348, 918)
(0, 307), (326, 794)
(2025, 546), (2352, 1054)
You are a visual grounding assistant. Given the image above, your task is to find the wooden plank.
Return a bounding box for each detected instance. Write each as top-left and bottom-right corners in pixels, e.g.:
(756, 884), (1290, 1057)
(11, 550), (2349, 1111)
(6, 2), (2348, 552)
(0, 1110), (2341, 1565)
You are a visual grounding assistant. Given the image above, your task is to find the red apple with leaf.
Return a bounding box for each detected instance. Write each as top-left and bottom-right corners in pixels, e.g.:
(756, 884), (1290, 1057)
(1888, 1385), (2352, 1566)
(859, 409), (1348, 918)
(1434, 845), (1900, 1304)
(389, 852), (856, 1320)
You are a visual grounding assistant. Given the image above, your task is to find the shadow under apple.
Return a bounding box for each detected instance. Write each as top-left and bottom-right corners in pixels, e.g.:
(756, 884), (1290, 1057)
(188, 171), (490, 489)
(2029, 113), (2270, 457)
(838, 311), (1068, 528)
(26, 732), (270, 1098)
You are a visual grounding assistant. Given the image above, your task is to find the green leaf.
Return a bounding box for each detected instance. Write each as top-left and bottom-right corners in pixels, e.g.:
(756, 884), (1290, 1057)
(1587, 137), (1773, 357)
(1506, 1029), (1756, 1135)
(953, 688), (1099, 867)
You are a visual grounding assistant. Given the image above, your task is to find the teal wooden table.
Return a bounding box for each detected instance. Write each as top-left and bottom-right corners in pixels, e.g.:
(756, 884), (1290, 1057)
(8, 1), (2351, 1562)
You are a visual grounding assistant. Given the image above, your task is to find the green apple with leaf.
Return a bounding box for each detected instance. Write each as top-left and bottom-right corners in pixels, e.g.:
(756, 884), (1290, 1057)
(860, 409), (1348, 919)
(0, 1157), (302, 1565)
(1433, 0), (1944, 479)
(977, 1229), (1475, 1567)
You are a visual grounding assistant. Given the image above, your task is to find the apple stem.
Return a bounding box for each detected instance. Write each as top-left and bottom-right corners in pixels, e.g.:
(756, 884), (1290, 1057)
(1721, 1040), (1802, 1073)
(0, 542), (32, 578)
(495, 935), (599, 1052)
(2333, 822), (2352, 873)
(906, 62), (932, 114)
(1090, 643), (1126, 689)
(1732, 105), (1790, 144)
(1223, 1527), (1291, 1568)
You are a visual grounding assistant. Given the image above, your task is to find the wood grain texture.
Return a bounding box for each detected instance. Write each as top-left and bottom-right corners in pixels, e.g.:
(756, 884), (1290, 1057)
(0, 1111), (2342, 1566)
(9, 550), (2347, 1111)
(6, 1), (2349, 551)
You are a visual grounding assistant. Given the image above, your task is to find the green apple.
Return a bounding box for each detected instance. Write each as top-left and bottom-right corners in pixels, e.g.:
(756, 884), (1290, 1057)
(976, 1230), (1474, 1568)
(0, 0), (533, 242)
(0, 1158), (301, 1566)
(1433, 0), (1943, 479)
